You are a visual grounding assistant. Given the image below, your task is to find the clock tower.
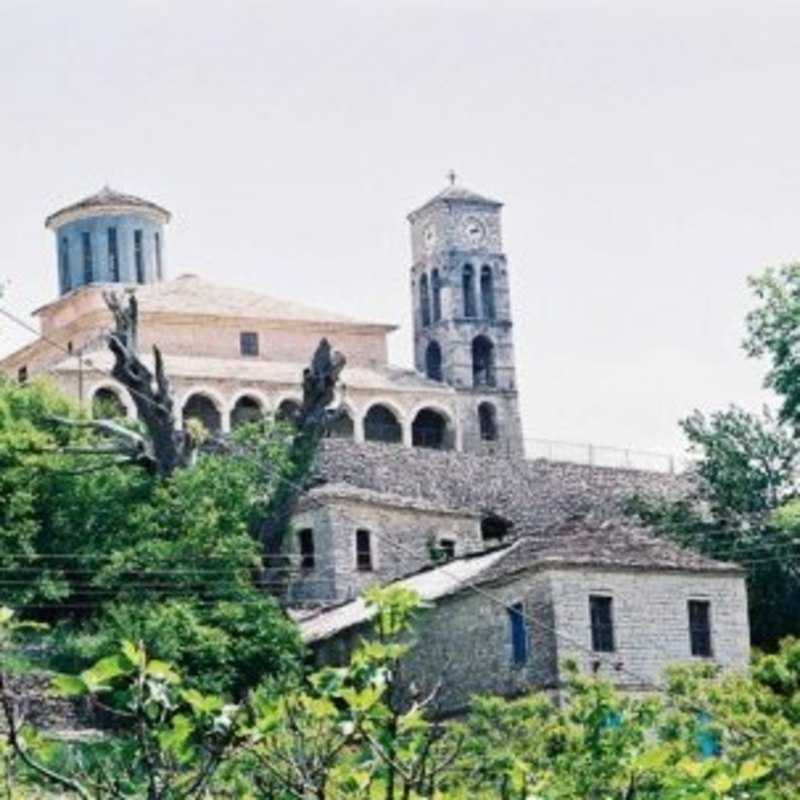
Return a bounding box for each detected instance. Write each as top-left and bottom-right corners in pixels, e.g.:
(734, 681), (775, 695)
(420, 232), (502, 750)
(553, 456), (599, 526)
(407, 177), (524, 456)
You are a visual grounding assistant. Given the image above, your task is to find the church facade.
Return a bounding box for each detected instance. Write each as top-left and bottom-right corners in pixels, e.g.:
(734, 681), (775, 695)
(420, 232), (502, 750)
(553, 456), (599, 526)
(1, 181), (751, 708)
(0, 182), (523, 457)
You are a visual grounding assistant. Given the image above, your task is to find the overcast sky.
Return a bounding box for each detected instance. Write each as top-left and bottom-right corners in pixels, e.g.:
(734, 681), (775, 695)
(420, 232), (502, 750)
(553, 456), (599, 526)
(2, 0), (797, 460)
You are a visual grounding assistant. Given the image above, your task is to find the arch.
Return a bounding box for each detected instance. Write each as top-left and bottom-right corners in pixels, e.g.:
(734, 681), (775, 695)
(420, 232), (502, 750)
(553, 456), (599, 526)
(462, 264), (477, 317)
(328, 406), (355, 439)
(431, 269), (442, 322)
(480, 265), (495, 320)
(363, 403), (403, 444)
(231, 394), (264, 428)
(478, 401), (498, 441)
(411, 407), (454, 450)
(276, 398), (302, 427)
(183, 392), (222, 435)
(424, 340), (443, 382)
(481, 514), (512, 542)
(419, 273), (431, 327)
(472, 335), (496, 388)
(91, 386), (127, 419)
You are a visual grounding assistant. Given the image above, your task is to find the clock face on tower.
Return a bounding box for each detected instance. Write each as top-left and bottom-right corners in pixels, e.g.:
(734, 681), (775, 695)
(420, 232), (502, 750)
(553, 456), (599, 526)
(464, 216), (486, 246)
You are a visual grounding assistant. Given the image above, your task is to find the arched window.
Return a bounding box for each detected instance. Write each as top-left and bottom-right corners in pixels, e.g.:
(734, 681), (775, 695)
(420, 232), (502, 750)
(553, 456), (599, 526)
(364, 404), (402, 443)
(276, 399), (301, 427)
(328, 408), (355, 439)
(231, 395), (263, 428)
(92, 387), (126, 419)
(472, 336), (496, 387)
(419, 273), (431, 327)
(425, 340), (443, 382)
(480, 265), (495, 320)
(411, 408), (452, 450)
(462, 264), (477, 317)
(478, 402), (498, 441)
(183, 394), (222, 435)
(60, 237), (71, 292)
(431, 269), (442, 322)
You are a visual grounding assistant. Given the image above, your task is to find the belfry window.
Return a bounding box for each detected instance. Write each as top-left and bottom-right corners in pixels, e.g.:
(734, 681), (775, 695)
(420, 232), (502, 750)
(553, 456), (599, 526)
(462, 264), (477, 317)
(480, 265), (495, 320)
(478, 402), (498, 441)
(17, 366), (28, 385)
(431, 269), (442, 321)
(425, 340), (442, 382)
(356, 529), (373, 571)
(81, 232), (93, 284)
(298, 529), (315, 570)
(240, 331), (259, 356)
(134, 230), (144, 283)
(472, 336), (496, 387)
(420, 273), (431, 327)
(107, 228), (119, 281)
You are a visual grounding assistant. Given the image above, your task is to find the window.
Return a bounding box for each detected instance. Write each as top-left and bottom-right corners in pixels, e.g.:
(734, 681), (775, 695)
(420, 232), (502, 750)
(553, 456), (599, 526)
(431, 269), (442, 321)
(240, 331), (259, 356)
(363, 404), (403, 444)
(59, 237), (71, 291)
(689, 600), (713, 657)
(472, 336), (496, 387)
(107, 228), (119, 281)
(438, 539), (456, 560)
(508, 602), (528, 664)
(134, 229), (144, 283)
(462, 264), (477, 317)
(425, 340), (442, 382)
(478, 402), (497, 441)
(420, 273), (431, 327)
(481, 514), (511, 542)
(81, 232), (93, 284)
(155, 232), (163, 280)
(17, 366), (28, 385)
(589, 596), (615, 653)
(298, 529), (315, 570)
(355, 529), (373, 571)
(480, 265), (495, 319)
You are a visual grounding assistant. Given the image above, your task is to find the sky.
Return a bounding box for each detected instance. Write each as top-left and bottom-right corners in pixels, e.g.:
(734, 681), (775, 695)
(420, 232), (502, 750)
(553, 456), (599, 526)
(1, 0), (797, 461)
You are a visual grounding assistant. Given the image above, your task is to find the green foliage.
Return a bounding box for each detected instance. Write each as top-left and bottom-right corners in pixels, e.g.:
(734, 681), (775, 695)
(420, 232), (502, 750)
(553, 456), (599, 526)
(0, 377), (302, 696)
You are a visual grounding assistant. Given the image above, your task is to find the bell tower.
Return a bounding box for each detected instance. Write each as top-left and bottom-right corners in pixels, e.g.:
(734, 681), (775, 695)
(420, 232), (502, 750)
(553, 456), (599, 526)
(408, 175), (524, 456)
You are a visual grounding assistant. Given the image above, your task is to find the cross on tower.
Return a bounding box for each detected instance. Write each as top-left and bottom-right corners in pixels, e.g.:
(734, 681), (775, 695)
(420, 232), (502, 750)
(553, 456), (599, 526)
(446, 169), (458, 186)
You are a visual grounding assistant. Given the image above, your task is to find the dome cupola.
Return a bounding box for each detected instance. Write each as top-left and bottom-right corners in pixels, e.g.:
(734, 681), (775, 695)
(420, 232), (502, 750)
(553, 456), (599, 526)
(46, 187), (171, 296)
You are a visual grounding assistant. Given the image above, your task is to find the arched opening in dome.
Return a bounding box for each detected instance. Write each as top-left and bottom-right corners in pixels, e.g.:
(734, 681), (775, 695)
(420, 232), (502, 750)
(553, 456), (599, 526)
(364, 404), (403, 444)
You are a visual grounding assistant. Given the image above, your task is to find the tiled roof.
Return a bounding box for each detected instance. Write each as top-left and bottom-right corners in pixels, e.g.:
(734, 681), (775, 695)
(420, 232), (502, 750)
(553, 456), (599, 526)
(52, 350), (449, 394)
(45, 186), (171, 228)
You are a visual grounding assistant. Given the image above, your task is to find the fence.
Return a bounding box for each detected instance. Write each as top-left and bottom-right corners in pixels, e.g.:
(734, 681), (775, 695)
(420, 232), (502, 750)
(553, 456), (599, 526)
(523, 437), (684, 474)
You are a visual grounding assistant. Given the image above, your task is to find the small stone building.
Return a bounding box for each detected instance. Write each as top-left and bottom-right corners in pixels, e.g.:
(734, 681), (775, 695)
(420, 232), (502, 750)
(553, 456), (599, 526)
(298, 519), (750, 714)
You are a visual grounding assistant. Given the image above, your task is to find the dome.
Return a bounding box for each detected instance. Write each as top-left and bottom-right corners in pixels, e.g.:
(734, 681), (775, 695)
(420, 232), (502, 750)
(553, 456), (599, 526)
(45, 186), (171, 230)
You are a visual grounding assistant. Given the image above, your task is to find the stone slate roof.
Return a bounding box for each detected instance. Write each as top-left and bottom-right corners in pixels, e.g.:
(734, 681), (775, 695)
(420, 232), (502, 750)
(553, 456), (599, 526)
(311, 440), (688, 533)
(45, 186), (171, 228)
(298, 521), (740, 643)
(408, 183), (503, 218)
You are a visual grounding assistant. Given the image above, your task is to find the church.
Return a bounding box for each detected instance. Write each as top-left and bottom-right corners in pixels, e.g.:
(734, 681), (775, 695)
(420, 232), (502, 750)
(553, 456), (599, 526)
(0, 181), (752, 713)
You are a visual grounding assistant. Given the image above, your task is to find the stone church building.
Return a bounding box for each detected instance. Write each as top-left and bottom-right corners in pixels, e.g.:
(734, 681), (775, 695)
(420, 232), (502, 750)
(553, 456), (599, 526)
(0, 181), (751, 711)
